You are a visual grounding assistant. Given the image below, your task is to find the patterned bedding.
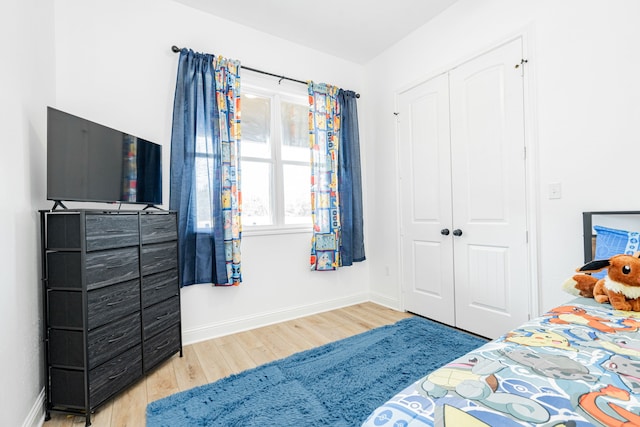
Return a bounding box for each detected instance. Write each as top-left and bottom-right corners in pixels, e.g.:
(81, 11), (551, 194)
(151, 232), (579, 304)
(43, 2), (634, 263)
(362, 298), (640, 426)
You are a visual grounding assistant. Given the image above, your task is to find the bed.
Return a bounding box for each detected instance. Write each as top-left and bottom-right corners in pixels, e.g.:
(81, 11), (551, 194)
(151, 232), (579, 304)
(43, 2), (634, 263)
(362, 211), (640, 427)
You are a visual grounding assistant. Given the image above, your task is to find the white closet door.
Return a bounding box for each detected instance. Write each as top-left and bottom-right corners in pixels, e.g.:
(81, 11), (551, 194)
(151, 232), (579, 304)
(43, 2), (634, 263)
(449, 38), (529, 338)
(398, 73), (455, 325)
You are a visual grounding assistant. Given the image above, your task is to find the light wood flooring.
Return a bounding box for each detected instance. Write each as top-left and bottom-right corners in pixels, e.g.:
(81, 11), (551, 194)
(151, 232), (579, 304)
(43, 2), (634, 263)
(44, 302), (413, 427)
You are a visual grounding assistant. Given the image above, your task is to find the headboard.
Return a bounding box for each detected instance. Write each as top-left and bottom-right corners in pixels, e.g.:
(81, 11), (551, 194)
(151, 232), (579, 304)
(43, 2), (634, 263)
(583, 210), (640, 262)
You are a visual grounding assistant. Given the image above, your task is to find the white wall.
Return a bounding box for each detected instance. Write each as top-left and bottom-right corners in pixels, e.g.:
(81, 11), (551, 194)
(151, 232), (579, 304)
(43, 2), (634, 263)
(0, 0), (55, 425)
(365, 0), (640, 313)
(53, 0), (370, 344)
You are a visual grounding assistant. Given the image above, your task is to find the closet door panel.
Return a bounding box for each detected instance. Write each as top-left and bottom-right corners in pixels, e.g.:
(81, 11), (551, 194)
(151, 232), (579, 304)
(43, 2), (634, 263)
(412, 241), (446, 298)
(410, 93), (443, 220)
(398, 73), (455, 326)
(466, 245), (508, 310)
(449, 37), (529, 338)
(462, 65), (507, 220)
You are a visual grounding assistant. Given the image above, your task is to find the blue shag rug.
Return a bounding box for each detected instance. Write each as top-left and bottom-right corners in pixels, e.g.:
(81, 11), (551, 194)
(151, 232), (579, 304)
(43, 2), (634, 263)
(146, 316), (487, 426)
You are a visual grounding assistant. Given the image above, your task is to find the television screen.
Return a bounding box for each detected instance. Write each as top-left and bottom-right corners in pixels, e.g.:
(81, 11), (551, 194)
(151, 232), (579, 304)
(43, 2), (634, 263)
(47, 107), (162, 206)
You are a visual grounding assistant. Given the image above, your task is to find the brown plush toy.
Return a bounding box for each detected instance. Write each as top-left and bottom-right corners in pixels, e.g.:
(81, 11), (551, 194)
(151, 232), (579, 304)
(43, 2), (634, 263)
(563, 253), (640, 311)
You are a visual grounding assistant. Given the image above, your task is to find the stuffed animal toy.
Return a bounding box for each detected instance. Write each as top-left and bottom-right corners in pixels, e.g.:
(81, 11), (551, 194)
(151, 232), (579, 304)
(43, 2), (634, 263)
(563, 253), (640, 311)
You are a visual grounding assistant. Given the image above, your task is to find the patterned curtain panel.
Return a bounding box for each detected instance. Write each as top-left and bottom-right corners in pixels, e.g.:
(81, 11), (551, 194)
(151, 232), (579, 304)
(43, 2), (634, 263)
(308, 82), (342, 270)
(170, 49), (242, 286)
(214, 56), (242, 285)
(308, 83), (366, 271)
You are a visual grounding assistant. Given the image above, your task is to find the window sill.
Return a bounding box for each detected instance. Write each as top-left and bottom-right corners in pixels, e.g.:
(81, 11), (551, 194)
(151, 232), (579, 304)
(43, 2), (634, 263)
(243, 224), (312, 237)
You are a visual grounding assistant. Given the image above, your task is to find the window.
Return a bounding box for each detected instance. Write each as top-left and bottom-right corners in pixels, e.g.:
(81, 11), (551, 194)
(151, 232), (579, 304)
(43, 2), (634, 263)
(241, 84), (311, 230)
(194, 135), (215, 230)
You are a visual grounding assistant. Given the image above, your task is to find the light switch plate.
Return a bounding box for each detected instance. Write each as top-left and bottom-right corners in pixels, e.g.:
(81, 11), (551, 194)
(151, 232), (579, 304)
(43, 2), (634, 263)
(549, 183), (562, 199)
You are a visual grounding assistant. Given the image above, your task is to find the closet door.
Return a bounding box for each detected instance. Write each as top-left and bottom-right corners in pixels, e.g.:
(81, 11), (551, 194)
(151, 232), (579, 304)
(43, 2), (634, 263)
(449, 38), (529, 338)
(398, 73), (455, 325)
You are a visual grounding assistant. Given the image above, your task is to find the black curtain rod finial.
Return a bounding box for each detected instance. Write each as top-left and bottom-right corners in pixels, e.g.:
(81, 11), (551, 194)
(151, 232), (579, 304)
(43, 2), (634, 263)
(171, 45), (181, 53)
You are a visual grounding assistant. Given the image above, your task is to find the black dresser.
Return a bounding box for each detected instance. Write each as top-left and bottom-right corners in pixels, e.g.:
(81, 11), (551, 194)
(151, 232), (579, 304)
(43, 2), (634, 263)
(40, 209), (182, 426)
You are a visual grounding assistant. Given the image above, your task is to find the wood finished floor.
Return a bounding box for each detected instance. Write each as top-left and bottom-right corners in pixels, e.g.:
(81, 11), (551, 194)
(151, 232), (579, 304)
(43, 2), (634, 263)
(44, 302), (413, 427)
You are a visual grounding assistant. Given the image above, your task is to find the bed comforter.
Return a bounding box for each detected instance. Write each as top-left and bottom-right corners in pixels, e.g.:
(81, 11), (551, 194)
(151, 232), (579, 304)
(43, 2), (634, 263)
(362, 298), (640, 426)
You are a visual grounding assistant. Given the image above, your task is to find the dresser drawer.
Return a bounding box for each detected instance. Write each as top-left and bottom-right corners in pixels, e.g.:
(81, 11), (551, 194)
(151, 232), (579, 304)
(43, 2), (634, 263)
(47, 252), (82, 289)
(86, 247), (139, 290)
(88, 312), (141, 368)
(85, 214), (139, 251)
(141, 242), (177, 276)
(88, 279), (140, 330)
(48, 247), (140, 291)
(48, 282), (140, 330)
(143, 296), (180, 339)
(47, 213), (81, 250)
(143, 323), (181, 372)
(48, 290), (83, 328)
(49, 367), (86, 409)
(49, 329), (84, 368)
(47, 213), (140, 251)
(141, 214), (177, 244)
(89, 344), (142, 408)
(142, 269), (179, 308)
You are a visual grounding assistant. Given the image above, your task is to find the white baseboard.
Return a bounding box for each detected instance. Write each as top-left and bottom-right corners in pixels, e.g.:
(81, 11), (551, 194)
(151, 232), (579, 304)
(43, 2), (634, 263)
(368, 291), (402, 311)
(23, 388), (45, 427)
(28, 292), (397, 425)
(182, 292), (369, 345)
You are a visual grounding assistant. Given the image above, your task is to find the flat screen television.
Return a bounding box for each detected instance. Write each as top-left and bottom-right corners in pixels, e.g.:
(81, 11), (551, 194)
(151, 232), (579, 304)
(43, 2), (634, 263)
(47, 107), (162, 207)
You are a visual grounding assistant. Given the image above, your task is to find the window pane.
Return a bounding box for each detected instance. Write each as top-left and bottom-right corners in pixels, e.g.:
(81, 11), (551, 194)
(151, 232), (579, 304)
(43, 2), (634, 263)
(242, 94), (271, 158)
(283, 163), (311, 225)
(195, 156), (213, 229)
(242, 160), (272, 226)
(281, 101), (309, 162)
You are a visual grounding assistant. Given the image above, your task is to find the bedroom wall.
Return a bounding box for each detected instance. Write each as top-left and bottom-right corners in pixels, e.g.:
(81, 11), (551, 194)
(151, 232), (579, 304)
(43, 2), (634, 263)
(365, 0), (640, 314)
(1, 0), (55, 425)
(52, 0), (369, 344)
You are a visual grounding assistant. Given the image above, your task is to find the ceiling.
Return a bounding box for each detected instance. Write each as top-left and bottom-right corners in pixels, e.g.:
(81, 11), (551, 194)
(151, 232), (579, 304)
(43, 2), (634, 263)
(173, 0), (459, 64)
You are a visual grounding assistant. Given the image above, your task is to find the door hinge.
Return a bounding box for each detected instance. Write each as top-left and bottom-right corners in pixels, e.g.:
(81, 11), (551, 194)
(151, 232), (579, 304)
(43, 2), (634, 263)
(515, 59), (528, 69)
(526, 230), (529, 243)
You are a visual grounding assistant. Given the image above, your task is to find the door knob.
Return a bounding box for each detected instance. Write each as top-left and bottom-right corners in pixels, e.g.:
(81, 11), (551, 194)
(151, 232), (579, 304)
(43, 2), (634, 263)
(440, 228), (450, 236)
(453, 229), (463, 236)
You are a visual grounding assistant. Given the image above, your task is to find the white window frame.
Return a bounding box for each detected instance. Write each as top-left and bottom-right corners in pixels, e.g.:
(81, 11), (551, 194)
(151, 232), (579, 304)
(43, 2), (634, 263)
(241, 76), (312, 236)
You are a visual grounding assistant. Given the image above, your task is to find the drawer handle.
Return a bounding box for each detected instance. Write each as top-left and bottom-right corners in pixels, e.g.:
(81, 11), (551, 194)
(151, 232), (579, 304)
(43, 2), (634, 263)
(153, 256), (165, 260)
(108, 367), (128, 380)
(106, 264), (126, 270)
(156, 313), (171, 321)
(108, 333), (127, 343)
(107, 299), (124, 306)
(154, 283), (168, 290)
(155, 339), (173, 350)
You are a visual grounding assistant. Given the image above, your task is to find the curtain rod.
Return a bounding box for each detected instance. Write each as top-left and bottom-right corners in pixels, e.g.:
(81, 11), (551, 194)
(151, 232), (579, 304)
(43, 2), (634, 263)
(171, 45), (360, 98)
